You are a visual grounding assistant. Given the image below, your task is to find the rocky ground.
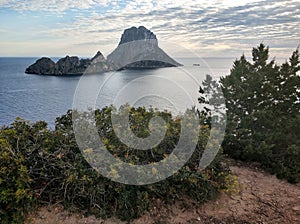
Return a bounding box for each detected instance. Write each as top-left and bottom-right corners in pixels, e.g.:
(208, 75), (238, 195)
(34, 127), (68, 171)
(25, 160), (300, 224)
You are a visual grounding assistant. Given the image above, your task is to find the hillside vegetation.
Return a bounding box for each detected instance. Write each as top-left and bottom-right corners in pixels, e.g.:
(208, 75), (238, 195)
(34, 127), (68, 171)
(0, 107), (228, 223)
(1, 44), (299, 224)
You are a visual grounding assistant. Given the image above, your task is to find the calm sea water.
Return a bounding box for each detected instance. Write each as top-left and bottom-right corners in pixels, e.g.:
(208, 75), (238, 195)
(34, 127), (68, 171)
(0, 57), (234, 128)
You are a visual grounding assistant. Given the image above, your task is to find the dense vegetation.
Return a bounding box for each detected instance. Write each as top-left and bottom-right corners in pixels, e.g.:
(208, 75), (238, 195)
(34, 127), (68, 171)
(219, 44), (300, 183)
(0, 107), (228, 224)
(1, 44), (299, 223)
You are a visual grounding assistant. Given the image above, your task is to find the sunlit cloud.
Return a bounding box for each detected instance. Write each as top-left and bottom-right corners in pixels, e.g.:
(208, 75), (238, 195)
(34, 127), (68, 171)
(0, 0), (111, 12)
(0, 0), (299, 58)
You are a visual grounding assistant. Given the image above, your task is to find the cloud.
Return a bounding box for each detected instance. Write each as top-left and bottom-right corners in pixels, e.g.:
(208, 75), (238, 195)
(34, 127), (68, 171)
(0, 0), (111, 12)
(0, 0), (299, 57)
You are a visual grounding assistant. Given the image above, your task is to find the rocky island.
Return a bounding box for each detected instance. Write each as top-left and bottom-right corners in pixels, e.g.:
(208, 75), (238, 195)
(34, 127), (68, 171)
(106, 26), (182, 70)
(25, 26), (181, 75)
(25, 51), (113, 75)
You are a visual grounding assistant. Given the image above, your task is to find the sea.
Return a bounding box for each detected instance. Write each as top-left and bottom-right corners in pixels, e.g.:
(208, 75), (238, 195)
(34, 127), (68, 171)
(0, 57), (234, 128)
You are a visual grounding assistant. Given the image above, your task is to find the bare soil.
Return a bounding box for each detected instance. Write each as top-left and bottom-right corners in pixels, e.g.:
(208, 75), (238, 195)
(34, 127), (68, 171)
(25, 161), (300, 224)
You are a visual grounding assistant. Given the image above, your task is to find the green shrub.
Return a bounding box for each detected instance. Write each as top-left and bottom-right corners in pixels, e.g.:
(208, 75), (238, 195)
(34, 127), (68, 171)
(0, 126), (33, 224)
(0, 106), (228, 223)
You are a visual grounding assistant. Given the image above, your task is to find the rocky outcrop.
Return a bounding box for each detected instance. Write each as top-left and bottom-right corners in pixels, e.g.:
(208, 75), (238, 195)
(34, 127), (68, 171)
(119, 26), (157, 45)
(25, 57), (56, 75)
(85, 51), (116, 74)
(107, 26), (181, 70)
(91, 51), (106, 63)
(25, 51), (113, 75)
(54, 56), (84, 75)
(26, 26), (181, 75)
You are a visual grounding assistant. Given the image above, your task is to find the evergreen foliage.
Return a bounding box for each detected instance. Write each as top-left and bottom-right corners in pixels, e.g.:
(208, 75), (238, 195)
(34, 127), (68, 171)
(219, 44), (300, 183)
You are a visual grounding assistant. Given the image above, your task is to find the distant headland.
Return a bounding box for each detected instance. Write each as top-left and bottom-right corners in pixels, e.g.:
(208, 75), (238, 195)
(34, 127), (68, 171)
(25, 26), (182, 75)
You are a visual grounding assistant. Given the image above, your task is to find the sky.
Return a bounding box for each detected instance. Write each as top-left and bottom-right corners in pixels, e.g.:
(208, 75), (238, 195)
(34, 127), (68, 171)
(0, 0), (299, 59)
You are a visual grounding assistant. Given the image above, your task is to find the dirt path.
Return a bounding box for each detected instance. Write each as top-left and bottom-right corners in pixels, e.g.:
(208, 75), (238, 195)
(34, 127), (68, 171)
(198, 163), (300, 223)
(25, 161), (300, 224)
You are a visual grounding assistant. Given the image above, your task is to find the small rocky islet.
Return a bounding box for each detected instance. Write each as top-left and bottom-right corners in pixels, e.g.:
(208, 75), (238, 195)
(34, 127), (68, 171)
(25, 51), (108, 75)
(25, 26), (182, 75)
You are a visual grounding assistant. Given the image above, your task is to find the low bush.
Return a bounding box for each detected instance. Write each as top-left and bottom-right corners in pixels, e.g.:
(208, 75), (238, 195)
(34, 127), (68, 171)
(0, 106), (228, 223)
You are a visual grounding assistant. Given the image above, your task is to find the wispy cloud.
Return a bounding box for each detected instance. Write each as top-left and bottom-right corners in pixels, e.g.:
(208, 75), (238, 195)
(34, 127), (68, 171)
(0, 0), (111, 12)
(0, 0), (299, 57)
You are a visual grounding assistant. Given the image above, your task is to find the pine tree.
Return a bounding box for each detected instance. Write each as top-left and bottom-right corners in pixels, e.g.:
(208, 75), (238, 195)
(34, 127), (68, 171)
(218, 44), (300, 183)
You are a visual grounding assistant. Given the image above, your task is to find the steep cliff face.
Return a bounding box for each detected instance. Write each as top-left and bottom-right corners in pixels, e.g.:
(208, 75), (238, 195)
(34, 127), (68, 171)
(107, 26), (181, 70)
(118, 26), (157, 45)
